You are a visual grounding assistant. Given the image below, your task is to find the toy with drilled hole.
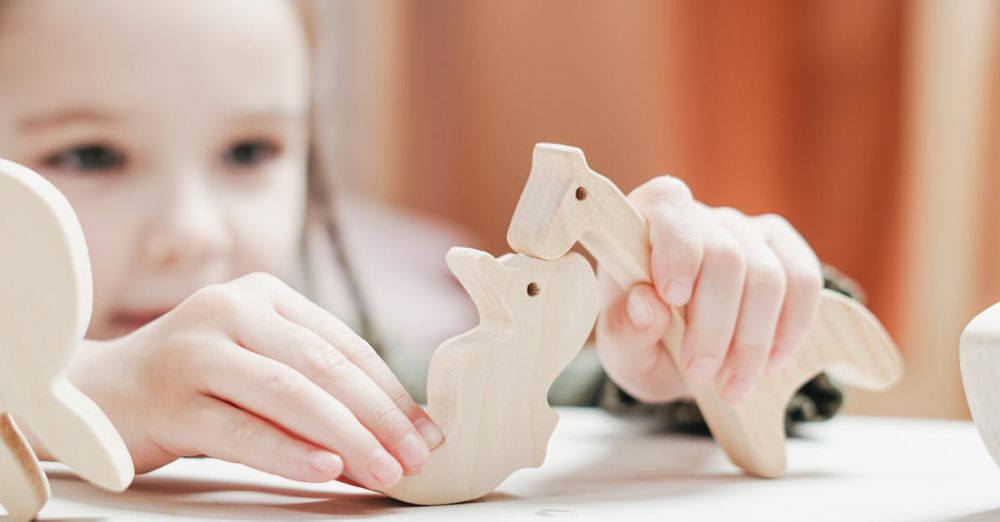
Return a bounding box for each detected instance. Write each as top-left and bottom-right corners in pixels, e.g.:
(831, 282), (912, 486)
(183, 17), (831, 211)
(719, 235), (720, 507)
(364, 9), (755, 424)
(383, 248), (598, 504)
(507, 143), (904, 478)
(0, 159), (134, 521)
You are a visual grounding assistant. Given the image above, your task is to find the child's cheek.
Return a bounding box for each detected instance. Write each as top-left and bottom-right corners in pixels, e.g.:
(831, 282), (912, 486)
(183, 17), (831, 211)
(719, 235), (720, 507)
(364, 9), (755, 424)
(229, 163), (307, 283)
(57, 183), (143, 340)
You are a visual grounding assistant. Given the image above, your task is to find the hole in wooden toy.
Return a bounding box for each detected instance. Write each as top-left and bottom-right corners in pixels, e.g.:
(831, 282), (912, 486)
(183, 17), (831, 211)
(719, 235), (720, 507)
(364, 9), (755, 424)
(575, 186), (588, 201)
(527, 282), (540, 297)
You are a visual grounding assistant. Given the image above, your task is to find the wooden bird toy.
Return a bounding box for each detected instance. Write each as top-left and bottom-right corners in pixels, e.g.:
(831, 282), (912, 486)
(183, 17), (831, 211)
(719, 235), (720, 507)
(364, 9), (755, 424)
(507, 143), (904, 478)
(961, 302), (1000, 469)
(0, 160), (134, 521)
(383, 247), (599, 505)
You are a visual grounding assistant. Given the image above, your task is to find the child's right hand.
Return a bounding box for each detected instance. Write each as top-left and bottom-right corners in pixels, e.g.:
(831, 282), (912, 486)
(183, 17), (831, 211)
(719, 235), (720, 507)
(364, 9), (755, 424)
(66, 273), (443, 490)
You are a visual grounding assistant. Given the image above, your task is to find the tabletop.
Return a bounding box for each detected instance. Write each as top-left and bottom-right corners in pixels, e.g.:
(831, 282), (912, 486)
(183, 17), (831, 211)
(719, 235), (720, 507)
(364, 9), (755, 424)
(11, 408), (1000, 522)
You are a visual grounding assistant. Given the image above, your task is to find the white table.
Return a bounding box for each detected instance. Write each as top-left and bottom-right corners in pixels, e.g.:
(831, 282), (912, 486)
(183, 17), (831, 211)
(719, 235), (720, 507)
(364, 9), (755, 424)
(13, 408), (1000, 521)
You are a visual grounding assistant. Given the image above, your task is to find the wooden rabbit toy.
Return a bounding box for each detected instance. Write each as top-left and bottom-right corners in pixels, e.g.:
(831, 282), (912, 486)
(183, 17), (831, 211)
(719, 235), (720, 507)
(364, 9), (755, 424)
(507, 143), (904, 478)
(384, 248), (599, 505)
(0, 159), (134, 521)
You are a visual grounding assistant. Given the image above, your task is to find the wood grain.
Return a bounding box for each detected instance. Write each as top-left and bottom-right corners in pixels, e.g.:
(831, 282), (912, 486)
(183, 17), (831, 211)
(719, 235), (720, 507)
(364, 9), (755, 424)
(383, 247), (598, 504)
(961, 301), (1000, 468)
(508, 143), (903, 477)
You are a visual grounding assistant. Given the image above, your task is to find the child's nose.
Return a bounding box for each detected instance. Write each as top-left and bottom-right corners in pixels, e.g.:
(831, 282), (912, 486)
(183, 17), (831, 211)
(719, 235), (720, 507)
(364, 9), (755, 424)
(141, 179), (234, 269)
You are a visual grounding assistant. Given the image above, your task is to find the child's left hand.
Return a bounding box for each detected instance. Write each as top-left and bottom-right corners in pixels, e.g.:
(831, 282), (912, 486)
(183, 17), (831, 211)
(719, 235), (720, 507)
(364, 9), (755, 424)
(594, 176), (824, 405)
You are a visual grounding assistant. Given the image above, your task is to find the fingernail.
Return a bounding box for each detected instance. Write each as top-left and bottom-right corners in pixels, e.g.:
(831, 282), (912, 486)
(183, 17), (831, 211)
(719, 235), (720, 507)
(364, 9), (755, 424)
(396, 433), (431, 474)
(308, 450), (343, 474)
(664, 278), (693, 306)
(685, 357), (720, 383)
(415, 418), (444, 450)
(626, 287), (654, 328)
(369, 449), (403, 488)
(722, 375), (755, 404)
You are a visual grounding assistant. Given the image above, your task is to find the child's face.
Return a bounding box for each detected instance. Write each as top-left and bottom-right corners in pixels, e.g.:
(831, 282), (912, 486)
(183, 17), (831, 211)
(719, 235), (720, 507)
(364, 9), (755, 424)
(0, 0), (310, 339)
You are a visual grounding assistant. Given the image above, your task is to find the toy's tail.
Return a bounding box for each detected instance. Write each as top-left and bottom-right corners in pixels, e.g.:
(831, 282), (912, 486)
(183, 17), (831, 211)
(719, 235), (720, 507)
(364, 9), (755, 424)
(810, 290), (903, 391)
(701, 289), (902, 478)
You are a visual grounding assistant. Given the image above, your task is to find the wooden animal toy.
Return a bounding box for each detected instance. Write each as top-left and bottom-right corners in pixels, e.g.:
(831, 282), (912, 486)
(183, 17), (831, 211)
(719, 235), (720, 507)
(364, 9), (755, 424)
(961, 301), (1000, 469)
(0, 159), (134, 521)
(383, 247), (599, 505)
(507, 143), (903, 478)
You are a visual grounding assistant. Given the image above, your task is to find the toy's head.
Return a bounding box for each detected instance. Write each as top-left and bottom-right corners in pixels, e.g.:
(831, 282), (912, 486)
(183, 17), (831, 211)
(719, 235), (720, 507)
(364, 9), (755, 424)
(507, 143), (602, 260)
(444, 246), (598, 374)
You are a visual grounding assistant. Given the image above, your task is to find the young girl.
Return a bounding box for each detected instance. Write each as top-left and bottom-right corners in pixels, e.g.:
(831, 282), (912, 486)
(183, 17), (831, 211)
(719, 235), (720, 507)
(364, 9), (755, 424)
(0, 0), (824, 492)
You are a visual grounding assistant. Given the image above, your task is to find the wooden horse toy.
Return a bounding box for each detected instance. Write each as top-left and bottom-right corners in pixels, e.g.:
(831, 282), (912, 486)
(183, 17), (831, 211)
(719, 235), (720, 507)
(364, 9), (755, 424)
(383, 247), (598, 505)
(0, 160), (133, 521)
(961, 302), (1000, 469)
(508, 143), (904, 478)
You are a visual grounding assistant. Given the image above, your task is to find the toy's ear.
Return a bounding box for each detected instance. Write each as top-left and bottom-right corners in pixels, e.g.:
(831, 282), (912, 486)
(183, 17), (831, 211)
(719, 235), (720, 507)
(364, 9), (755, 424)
(445, 247), (510, 295)
(0, 160), (92, 361)
(444, 247), (517, 330)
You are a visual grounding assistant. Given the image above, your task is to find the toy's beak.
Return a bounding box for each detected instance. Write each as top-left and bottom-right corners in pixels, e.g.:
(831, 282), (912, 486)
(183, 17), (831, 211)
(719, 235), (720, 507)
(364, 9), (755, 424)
(445, 247), (510, 310)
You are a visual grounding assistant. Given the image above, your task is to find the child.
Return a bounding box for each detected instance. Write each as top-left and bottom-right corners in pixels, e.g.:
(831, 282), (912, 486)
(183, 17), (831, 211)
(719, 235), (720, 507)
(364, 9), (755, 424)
(0, 0), (824, 492)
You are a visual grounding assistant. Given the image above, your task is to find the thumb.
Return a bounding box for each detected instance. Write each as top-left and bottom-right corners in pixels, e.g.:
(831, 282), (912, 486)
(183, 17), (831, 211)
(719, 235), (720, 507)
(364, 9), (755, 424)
(595, 271), (686, 403)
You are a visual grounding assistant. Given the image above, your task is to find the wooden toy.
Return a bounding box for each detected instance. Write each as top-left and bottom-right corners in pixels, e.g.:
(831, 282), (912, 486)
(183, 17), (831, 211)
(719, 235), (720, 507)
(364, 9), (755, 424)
(383, 247), (599, 505)
(507, 143), (904, 478)
(0, 160), (134, 521)
(961, 302), (1000, 469)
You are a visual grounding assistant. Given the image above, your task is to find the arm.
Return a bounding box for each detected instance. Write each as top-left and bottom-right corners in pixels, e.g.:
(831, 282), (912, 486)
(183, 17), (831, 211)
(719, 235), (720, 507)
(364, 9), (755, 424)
(25, 273), (444, 491)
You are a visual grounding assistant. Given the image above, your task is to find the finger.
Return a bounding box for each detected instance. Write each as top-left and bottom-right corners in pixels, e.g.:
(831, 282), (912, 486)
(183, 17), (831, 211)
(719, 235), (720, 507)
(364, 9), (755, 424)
(232, 273), (443, 449)
(595, 269), (685, 403)
(184, 395), (344, 483)
(629, 176), (704, 306)
(758, 214), (823, 368)
(202, 345), (405, 491)
(236, 308), (431, 475)
(680, 217), (745, 384)
(715, 212), (786, 403)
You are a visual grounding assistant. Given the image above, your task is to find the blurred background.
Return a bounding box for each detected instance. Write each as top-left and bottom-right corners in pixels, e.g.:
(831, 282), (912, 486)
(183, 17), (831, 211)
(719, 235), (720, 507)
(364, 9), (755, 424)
(312, 0), (1000, 419)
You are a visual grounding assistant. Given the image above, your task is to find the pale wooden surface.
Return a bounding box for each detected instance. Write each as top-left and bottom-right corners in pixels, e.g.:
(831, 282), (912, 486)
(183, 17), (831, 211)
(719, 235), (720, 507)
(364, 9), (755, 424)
(508, 144), (903, 478)
(0, 160), (133, 521)
(961, 301), (1000, 469)
(384, 248), (598, 504)
(16, 408), (1000, 522)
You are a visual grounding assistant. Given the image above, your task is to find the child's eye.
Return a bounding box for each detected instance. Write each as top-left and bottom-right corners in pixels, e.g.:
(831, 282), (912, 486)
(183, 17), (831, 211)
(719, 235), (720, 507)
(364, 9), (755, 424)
(43, 144), (127, 173)
(223, 140), (280, 168)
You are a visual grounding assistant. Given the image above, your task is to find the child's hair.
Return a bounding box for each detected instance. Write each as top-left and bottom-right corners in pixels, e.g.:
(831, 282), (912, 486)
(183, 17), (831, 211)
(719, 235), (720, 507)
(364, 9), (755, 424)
(293, 1), (378, 348)
(304, 148), (379, 349)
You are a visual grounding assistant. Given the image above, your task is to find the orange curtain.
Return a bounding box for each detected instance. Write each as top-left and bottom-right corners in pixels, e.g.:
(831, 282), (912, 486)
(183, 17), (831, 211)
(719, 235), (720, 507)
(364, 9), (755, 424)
(323, 0), (1000, 418)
